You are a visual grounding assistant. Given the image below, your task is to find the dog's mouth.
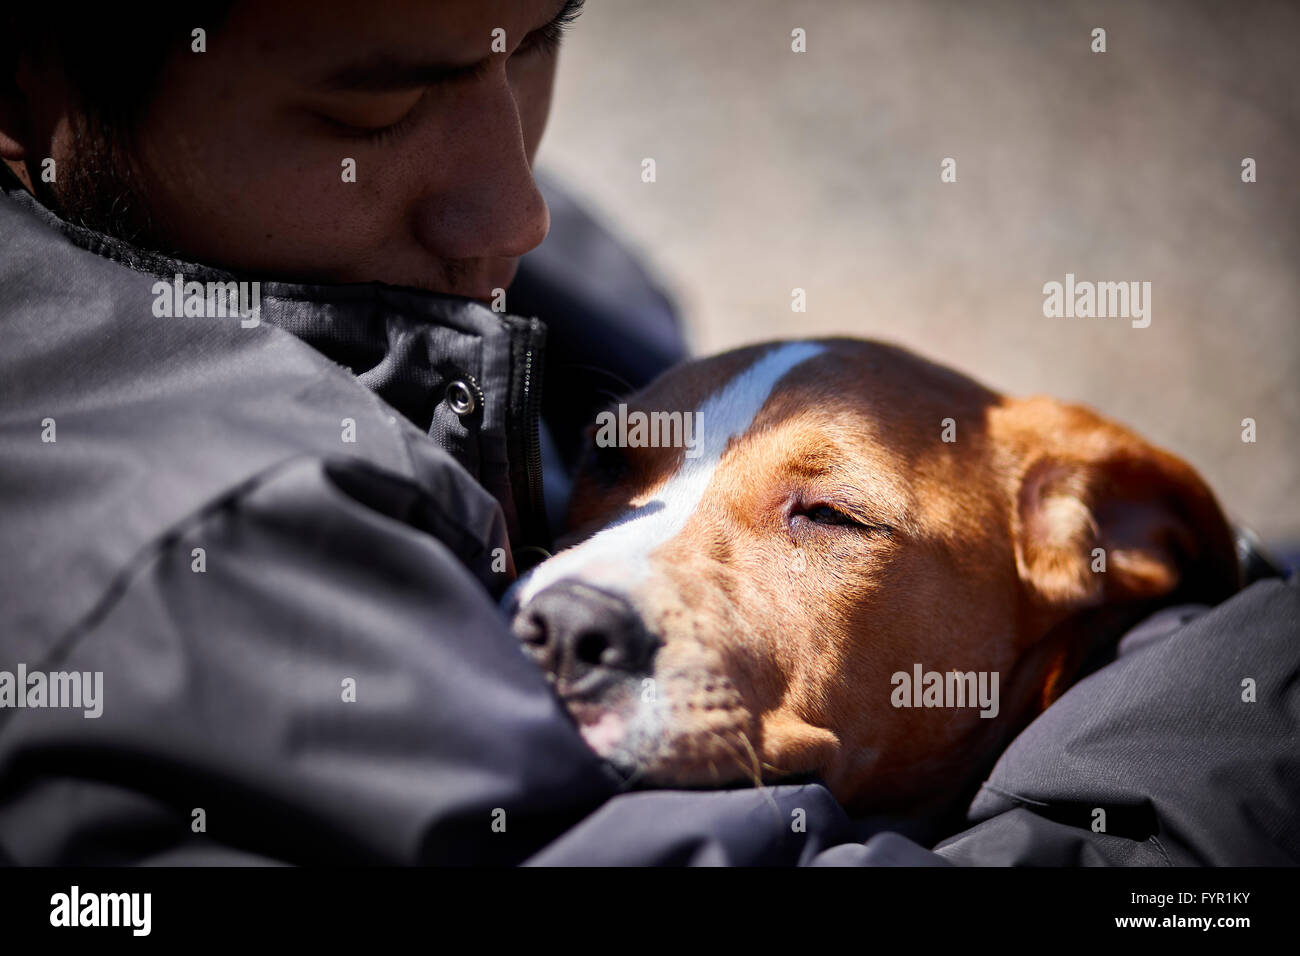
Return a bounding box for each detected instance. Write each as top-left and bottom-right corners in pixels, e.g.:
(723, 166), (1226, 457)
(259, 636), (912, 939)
(548, 664), (782, 792)
(565, 700), (631, 757)
(511, 579), (798, 789)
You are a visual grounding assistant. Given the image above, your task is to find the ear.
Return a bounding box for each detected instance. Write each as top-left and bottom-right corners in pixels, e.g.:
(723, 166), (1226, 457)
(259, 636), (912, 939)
(0, 49), (37, 189)
(0, 38), (34, 157)
(1004, 398), (1240, 612)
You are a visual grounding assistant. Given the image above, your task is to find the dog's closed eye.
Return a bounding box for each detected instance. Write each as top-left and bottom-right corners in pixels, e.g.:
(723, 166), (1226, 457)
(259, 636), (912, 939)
(789, 502), (893, 537)
(802, 504), (857, 526)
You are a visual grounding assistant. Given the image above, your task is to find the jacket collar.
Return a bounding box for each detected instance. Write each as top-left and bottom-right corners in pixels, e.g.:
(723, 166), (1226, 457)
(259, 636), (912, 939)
(1, 182), (551, 548)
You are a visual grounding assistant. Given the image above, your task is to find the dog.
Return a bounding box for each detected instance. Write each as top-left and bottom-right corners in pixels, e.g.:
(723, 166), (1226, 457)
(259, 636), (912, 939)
(509, 339), (1239, 814)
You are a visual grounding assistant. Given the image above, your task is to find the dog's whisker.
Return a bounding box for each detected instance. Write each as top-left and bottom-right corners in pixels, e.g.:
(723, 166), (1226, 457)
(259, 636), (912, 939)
(512, 544), (553, 565)
(735, 731), (785, 820)
(709, 728), (767, 798)
(736, 730), (764, 788)
(706, 730), (752, 786)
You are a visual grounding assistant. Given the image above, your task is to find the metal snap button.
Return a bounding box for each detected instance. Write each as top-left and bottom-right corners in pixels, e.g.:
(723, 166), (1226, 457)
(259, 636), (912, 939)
(446, 379), (477, 416)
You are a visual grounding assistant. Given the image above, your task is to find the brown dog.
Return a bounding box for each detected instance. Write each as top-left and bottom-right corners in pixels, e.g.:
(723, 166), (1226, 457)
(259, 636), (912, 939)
(510, 339), (1239, 814)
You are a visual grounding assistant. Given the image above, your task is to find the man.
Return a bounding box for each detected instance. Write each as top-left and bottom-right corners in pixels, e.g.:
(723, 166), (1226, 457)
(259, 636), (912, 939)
(2, 2), (1296, 867)
(0, 0), (696, 865)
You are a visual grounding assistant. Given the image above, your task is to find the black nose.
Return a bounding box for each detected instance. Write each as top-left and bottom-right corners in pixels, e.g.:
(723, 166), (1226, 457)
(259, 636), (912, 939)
(513, 581), (657, 693)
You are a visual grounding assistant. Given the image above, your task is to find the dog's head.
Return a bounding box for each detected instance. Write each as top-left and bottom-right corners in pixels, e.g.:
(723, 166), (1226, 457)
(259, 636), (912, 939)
(509, 339), (1238, 812)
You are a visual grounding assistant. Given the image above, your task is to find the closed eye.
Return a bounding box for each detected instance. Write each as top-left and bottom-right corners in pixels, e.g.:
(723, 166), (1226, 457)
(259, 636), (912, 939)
(311, 88), (428, 144)
(804, 505), (857, 526)
(791, 503), (893, 537)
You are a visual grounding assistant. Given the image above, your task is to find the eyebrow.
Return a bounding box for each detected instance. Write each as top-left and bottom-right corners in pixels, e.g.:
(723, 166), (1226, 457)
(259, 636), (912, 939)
(318, 0), (585, 93)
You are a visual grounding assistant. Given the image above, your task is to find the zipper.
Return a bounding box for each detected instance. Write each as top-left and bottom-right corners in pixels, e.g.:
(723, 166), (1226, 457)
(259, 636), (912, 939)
(510, 316), (548, 553)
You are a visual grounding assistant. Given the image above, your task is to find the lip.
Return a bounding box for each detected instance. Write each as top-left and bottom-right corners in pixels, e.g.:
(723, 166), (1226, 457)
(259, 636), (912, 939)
(577, 709), (627, 756)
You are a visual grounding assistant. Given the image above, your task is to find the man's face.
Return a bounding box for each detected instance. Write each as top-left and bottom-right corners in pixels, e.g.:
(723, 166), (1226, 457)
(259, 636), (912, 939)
(12, 0), (578, 301)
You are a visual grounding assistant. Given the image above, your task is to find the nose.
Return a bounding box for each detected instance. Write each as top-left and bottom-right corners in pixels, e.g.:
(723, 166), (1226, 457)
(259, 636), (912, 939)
(411, 72), (550, 263)
(512, 581), (657, 694)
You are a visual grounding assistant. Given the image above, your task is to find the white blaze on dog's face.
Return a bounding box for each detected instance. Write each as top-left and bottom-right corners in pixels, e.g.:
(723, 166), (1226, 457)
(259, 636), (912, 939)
(510, 339), (1238, 812)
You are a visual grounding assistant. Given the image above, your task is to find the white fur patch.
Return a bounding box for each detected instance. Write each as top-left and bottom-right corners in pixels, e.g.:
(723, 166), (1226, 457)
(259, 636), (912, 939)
(511, 341), (826, 606)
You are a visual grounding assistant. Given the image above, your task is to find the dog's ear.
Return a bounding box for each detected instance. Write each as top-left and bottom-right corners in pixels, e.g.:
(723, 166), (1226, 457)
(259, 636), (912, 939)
(998, 397), (1240, 613)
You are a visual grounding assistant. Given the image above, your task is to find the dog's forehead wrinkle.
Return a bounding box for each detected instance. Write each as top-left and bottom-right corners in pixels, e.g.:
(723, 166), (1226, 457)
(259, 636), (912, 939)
(514, 342), (827, 605)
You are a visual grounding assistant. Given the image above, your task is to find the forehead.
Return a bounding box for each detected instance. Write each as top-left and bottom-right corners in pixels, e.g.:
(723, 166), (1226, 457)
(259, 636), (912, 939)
(213, 0), (564, 77)
(626, 340), (964, 485)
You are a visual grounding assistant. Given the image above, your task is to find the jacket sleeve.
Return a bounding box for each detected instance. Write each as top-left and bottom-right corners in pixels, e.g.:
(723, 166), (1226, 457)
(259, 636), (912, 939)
(927, 577), (1300, 866)
(0, 452), (619, 866)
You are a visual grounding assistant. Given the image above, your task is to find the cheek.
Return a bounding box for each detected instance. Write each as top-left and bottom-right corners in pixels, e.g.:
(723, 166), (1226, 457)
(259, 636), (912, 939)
(132, 70), (470, 276)
(136, 108), (448, 278)
(826, 548), (1021, 733)
(770, 541), (918, 721)
(133, 116), (351, 259)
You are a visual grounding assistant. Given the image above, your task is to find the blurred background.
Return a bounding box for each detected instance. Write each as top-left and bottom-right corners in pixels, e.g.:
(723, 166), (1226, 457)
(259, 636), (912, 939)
(535, 0), (1299, 552)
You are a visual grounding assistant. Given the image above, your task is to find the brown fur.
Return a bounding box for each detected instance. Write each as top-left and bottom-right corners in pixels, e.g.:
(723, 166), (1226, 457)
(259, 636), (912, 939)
(558, 339), (1240, 812)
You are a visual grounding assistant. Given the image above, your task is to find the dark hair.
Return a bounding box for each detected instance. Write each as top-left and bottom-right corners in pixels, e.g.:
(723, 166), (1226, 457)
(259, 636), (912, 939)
(2, 3), (235, 242)
(4, 4), (235, 127)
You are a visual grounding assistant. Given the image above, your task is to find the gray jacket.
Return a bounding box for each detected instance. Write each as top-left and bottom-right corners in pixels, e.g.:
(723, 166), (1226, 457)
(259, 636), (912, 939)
(0, 183), (633, 864)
